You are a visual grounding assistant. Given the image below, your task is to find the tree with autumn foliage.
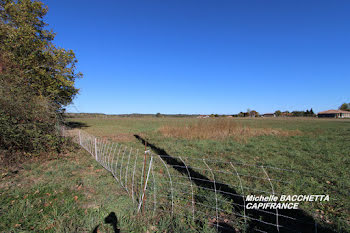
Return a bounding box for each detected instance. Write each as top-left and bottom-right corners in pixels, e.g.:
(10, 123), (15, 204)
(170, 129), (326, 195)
(0, 0), (82, 156)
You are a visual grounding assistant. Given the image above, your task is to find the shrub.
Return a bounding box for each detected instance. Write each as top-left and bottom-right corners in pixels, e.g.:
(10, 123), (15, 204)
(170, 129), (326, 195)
(0, 76), (64, 154)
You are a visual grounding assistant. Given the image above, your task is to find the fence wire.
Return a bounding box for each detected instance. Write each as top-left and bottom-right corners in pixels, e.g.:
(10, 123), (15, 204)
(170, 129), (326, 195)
(61, 128), (330, 233)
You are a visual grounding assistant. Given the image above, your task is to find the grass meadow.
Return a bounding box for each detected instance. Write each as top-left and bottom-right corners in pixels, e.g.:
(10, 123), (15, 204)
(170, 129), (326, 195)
(1, 117), (349, 232)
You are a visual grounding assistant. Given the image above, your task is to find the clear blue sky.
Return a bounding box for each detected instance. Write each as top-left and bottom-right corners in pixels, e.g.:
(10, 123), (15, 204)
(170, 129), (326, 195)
(44, 0), (350, 114)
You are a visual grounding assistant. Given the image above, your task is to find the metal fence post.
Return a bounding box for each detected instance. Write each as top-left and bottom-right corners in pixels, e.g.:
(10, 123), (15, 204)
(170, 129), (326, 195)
(79, 130), (82, 145)
(142, 141), (147, 213)
(95, 138), (98, 161)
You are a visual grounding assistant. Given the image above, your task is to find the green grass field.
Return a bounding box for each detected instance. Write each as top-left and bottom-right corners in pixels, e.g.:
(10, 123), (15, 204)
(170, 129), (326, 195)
(1, 117), (349, 232)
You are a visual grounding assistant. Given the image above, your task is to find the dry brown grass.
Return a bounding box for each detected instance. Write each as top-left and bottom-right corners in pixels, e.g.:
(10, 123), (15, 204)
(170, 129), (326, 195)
(158, 119), (301, 142)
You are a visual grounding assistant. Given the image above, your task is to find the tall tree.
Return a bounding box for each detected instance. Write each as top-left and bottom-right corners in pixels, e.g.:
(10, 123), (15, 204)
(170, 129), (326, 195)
(0, 0), (82, 154)
(249, 110), (258, 117)
(0, 0), (82, 107)
(309, 108), (315, 116)
(339, 103), (350, 111)
(274, 110), (282, 117)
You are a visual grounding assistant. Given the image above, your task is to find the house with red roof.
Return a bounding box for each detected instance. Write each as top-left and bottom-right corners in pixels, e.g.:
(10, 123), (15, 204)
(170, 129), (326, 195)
(318, 110), (350, 118)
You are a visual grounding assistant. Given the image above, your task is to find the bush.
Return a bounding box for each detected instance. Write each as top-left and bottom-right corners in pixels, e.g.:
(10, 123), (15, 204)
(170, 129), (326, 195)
(0, 75), (64, 155)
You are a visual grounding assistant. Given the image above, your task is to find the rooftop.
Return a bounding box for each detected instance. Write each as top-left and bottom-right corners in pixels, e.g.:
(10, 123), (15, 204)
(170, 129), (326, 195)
(318, 110), (350, 114)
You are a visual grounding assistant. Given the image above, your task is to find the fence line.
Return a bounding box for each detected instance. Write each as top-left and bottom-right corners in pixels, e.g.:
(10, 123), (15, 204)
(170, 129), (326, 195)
(61, 127), (328, 233)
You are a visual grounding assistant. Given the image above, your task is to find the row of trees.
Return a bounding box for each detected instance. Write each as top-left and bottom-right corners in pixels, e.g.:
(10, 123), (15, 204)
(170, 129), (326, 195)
(0, 0), (81, 156)
(232, 104), (350, 118)
(157, 104), (350, 118)
(274, 109), (316, 117)
(234, 109), (316, 117)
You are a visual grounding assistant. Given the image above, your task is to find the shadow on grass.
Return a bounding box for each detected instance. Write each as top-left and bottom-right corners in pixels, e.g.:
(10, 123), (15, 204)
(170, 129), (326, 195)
(65, 121), (89, 129)
(134, 134), (336, 233)
(92, 212), (120, 233)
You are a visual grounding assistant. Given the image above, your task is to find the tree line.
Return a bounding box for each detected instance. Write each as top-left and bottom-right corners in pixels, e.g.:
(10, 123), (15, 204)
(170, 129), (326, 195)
(212, 103), (350, 118)
(0, 0), (81, 159)
(228, 108), (316, 117)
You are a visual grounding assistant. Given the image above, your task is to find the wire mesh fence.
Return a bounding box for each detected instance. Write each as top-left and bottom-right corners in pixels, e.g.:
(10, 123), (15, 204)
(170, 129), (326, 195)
(61, 127), (335, 233)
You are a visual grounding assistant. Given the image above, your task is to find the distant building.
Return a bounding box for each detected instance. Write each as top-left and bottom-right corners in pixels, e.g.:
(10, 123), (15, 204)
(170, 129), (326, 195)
(263, 113), (275, 117)
(318, 110), (350, 118)
(281, 111), (293, 117)
(197, 115), (209, 119)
